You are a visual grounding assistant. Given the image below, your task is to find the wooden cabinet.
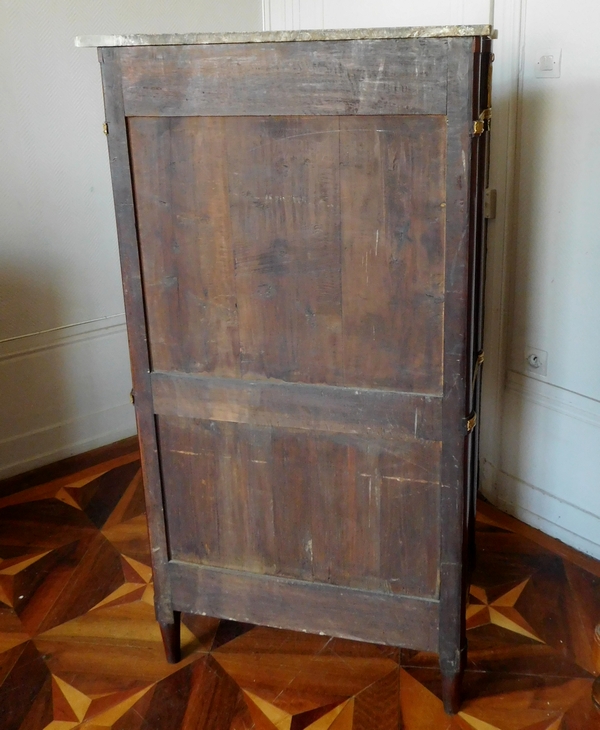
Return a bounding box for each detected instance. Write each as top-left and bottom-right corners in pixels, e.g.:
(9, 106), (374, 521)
(84, 26), (492, 714)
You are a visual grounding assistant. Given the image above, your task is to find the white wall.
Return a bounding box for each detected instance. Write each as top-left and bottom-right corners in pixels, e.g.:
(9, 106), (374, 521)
(265, 0), (600, 559)
(487, 0), (600, 558)
(0, 0), (261, 479)
(264, 0), (492, 30)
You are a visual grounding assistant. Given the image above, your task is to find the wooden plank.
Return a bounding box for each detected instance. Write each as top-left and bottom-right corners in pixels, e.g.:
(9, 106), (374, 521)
(438, 37), (475, 686)
(380, 479), (440, 598)
(236, 424), (278, 572)
(157, 416), (221, 565)
(226, 116), (343, 384)
(120, 40), (448, 117)
(270, 430), (314, 580)
(168, 560), (440, 652)
(308, 437), (359, 586)
(98, 48), (173, 624)
(340, 116), (446, 393)
(158, 416), (441, 596)
(158, 417), (279, 575)
(151, 371), (442, 441)
(128, 117), (240, 376)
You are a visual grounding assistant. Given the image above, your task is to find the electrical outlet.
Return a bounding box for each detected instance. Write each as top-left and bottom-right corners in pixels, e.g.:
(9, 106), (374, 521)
(524, 347), (548, 377)
(535, 49), (562, 78)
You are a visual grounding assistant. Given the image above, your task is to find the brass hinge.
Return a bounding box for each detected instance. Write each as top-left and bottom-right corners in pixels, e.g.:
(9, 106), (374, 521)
(466, 412), (478, 433)
(484, 189), (497, 219)
(471, 350), (485, 398)
(473, 108), (492, 136)
(129, 389), (135, 404)
(102, 122), (109, 135)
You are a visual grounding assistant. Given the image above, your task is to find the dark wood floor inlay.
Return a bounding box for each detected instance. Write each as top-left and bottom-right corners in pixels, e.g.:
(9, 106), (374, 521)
(0, 443), (599, 729)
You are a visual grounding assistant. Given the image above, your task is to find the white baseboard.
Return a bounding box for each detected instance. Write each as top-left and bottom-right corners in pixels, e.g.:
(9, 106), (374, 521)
(483, 471), (600, 561)
(0, 314), (136, 480)
(0, 403), (137, 480)
(482, 370), (600, 561)
(506, 369), (600, 430)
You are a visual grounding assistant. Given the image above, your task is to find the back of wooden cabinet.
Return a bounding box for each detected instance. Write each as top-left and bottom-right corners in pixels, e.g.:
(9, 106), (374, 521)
(128, 110), (446, 601)
(98, 34), (493, 666)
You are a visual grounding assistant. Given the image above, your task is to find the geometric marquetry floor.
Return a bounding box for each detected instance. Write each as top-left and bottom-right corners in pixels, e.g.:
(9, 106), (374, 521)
(1, 439), (599, 730)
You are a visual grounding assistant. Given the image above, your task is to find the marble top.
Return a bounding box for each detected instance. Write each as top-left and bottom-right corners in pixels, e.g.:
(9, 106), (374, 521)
(75, 25), (494, 48)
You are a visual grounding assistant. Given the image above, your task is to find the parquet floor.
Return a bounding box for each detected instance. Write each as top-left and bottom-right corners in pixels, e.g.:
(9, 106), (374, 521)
(0, 440), (599, 730)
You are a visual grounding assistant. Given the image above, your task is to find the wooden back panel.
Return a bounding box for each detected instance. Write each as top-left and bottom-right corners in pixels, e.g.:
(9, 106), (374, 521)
(103, 37), (481, 627)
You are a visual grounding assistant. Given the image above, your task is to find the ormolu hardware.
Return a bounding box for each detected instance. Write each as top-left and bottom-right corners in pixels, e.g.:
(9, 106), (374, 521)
(103, 122), (109, 135)
(473, 108), (492, 136)
(484, 189), (497, 219)
(471, 350), (485, 398)
(466, 413), (478, 433)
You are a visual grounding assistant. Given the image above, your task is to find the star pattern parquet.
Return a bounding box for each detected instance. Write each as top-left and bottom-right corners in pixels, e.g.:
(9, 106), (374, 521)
(0, 441), (599, 729)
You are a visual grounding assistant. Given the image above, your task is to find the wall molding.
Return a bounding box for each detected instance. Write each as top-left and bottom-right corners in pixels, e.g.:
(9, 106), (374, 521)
(488, 471), (600, 560)
(0, 313), (127, 363)
(506, 370), (600, 431)
(478, 0), (527, 502)
(0, 402), (136, 481)
(481, 370), (600, 559)
(0, 313), (136, 480)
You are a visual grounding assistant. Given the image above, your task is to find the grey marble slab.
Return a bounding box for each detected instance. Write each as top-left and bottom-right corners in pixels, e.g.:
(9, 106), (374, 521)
(75, 25), (494, 48)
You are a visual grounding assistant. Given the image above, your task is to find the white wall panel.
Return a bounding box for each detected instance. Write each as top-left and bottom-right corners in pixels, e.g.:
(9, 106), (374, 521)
(265, 0), (491, 30)
(490, 0), (600, 557)
(323, 0), (490, 28)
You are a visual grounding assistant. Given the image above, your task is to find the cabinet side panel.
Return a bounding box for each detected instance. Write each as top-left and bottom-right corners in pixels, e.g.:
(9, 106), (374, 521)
(438, 37), (476, 678)
(128, 117), (240, 377)
(340, 115), (446, 392)
(98, 49), (173, 623)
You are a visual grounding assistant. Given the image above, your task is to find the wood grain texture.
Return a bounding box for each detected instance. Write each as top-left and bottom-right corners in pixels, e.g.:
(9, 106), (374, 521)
(168, 561), (440, 652)
(157, 416), (441, 598)
(437, 37), (475, 695)
(120, 40), (448, 117)
(99, 48), (173, 625)
(129, 116), (240, 377)
(130, 114), (449, 391)
(97, 34), (494, 714)
(3, 443), (600, 728)
(340, 116), (446, 392)
(151, 371), (442, 441)
(226, 116), (343, 384)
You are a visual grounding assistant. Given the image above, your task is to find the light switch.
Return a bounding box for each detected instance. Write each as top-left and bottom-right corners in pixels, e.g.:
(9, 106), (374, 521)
(535, 49), (561, 78)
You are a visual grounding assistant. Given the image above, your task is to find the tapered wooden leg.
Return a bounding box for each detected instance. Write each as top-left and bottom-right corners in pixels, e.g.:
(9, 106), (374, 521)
(442, 670), (463, 715)
(159, 611), (181, 664)
(440, 639), (465, 715)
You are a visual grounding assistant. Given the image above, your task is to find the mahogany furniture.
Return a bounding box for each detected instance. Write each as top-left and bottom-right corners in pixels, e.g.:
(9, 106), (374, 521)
(80, 26), (493, 714)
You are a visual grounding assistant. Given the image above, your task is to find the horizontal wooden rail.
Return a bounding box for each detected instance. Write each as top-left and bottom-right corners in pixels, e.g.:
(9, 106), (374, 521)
(151, 371), (442, 441)
(169, 560), (439, 652)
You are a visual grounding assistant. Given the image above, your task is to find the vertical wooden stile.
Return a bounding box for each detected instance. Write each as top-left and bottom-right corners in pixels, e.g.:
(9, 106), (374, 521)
(98, 48), (175, 632)
(438, 36), (477, 713)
